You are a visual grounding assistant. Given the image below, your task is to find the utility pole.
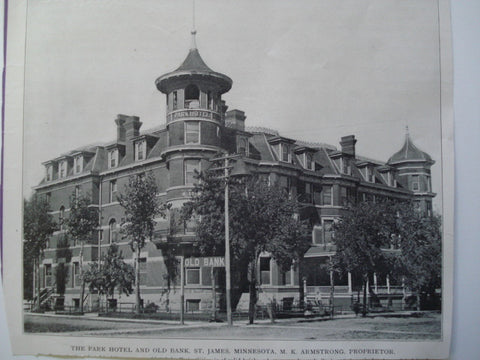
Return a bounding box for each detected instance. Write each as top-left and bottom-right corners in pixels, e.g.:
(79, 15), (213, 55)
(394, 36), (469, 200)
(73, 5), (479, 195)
(224, 157), (233, 326)
(209, 153), (249, 326)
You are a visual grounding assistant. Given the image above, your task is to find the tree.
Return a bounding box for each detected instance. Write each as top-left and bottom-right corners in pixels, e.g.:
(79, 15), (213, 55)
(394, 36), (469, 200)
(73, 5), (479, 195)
(392, 204), (442, 310)
(182, 172), (310, 324)
(83, 243), (135, 311)
(23, 195), (57, 311)
(64, 193), (99, 313)
(332, 200), (396, 316)
(118, 172), (170, 314)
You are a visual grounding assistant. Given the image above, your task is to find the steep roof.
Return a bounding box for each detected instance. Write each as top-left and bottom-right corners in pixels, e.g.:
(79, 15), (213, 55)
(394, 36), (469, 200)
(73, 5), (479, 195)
(175, 48), (213, 73)
(387, 132), (433, 165)
(155, 32), (232, 94)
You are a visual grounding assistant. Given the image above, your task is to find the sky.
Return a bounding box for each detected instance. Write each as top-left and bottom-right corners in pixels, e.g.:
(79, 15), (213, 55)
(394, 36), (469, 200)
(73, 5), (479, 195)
(22, 0), (443, 211)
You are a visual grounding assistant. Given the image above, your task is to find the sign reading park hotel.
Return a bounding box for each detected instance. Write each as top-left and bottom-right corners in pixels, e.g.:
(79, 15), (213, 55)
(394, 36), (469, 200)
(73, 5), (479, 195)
(1, 0), (453, 359)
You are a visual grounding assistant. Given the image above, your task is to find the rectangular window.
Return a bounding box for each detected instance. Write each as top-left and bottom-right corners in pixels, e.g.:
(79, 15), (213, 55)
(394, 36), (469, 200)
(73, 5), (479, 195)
(45, 166), (53, 181)
(305, 153), (314, 170)
(109, 180), (117, 203)
(186, 299), (201, 312)
(58, 161), (67, 178)
(138, 258), (147, 286)
(185, 121), (200, 144)
(342, 158), (351, 175)
(45, 192), (51, 203)
(260, 257), (271, 285)
(281, 144), (289, 162)
(135, 141), (146, 161)
(312, 225), (322, 245)
(237, 137), (248, 156)
(412, 175), (420, 191)
(281, 268), (292, 286)
(322, 186), (332, 206)
(323, 219), (334, 244)
(73, 262), (80, 287)
(75, 185), (80, 198)
(74, 156), (83, 174)
(184, 159), (200, 186)
(341, 187), (348, 207)
(108, 149), (118, 168)
(305, 183), (313, 203)
(366, 167), (373, 182)
(186, 268), (200, 285)
(173, 91), (178, 110)
(44, 264), (52, 287)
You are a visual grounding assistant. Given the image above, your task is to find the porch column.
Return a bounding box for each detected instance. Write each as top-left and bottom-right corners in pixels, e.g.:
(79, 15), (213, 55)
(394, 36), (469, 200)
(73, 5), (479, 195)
(386, 275), (391, 294)
(373, 273), (378, 293)
(348, 272), (352, 294)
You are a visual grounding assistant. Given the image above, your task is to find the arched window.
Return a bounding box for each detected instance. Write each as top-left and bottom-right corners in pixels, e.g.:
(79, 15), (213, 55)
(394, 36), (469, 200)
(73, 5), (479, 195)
(109, 219), (117, 244)
(185, 84), (200, 109)
(59, 206), (65, 231)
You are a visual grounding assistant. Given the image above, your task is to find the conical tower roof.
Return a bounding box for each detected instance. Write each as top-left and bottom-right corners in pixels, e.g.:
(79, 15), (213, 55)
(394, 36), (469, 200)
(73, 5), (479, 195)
(387, 129), (434, 165)
(156, 31), (232, 94)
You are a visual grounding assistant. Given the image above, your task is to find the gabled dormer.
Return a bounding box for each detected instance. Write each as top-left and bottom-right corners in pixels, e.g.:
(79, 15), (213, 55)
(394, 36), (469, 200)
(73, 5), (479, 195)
(71, 150), (95, 175)
(55, 156), (72, 179)
(377, 165), (397, 187)
(105, 143), (126, 169)
(294, 146), (316, 171)
(42, 160), (56, 182)
(356, 160), (376, 183)
(329, 151), (353, 176)
(132, 134), (159, 162)
(268, 136), (296, 163)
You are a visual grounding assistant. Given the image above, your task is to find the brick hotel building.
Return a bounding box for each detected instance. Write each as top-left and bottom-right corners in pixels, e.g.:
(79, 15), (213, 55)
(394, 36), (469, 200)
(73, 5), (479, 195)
(30, 31), (435, 312)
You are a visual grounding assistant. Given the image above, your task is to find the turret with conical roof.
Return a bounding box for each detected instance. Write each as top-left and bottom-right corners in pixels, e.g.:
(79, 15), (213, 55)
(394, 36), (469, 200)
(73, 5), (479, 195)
(155, 29), (233, 203)
(388, 128), (435, 215)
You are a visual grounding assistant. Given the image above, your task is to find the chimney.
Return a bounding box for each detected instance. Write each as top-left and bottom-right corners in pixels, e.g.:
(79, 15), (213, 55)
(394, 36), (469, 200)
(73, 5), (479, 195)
(115, 117), (126, 143)
(340, 135), (357, 157)
(116, 114), (142, 162)
(225, 109), (246, 131)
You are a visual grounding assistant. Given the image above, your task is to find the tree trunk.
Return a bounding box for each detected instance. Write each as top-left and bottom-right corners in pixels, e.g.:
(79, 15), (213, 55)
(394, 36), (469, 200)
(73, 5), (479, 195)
(248, 261), (257, 324)
(135, 246), (141, 315)
(35, 257), (41, 312)
(297, 261), (304, 308)
(79, 241), (85, 313)
(362, 277), (367, 317)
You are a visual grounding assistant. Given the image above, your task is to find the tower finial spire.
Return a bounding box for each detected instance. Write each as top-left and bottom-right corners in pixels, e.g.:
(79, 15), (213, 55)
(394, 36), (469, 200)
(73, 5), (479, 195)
(190, 0), (197, 50)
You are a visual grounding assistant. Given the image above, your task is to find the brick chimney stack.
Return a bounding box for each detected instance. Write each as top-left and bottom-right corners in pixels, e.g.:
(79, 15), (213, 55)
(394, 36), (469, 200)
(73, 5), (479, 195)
(116, 114), (142, 162)
(340, 135), (357, 157)
(225, 109), (246, 131)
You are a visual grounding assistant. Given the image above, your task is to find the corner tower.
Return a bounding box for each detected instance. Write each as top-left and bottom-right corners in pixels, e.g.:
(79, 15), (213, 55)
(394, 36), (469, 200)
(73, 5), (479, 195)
(387, 128), (435, 215)
(155, 30), (233, 216)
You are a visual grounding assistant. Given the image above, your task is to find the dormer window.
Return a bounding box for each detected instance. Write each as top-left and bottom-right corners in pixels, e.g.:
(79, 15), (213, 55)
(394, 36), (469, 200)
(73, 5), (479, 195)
(73, 155), (83, 174)
(185, 121), (200, 144)
(305, 153), (314, 170)
(108, 149), (119, 168)
(281, 144), (290, 162)
(341, 158), (352, 175)
(135, 140), (146, 161)
(45, 165), (53, 182)
(366, 167), (373, 182)
(58, 160), (67, 178)
(237, 137), (249, 156)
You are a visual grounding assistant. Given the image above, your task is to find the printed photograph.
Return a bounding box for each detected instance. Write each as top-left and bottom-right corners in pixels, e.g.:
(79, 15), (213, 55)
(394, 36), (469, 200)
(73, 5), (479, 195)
(21, 0), (445, 344)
